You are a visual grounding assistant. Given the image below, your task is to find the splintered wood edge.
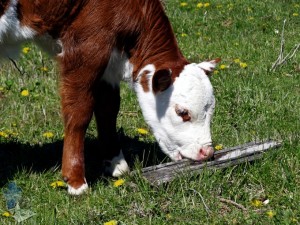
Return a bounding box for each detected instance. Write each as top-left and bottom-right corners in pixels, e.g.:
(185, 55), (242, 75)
(132, 140), (282, 185)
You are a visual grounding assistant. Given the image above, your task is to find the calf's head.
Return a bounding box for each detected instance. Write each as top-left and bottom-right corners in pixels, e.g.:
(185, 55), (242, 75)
(135, 59), (219, 161)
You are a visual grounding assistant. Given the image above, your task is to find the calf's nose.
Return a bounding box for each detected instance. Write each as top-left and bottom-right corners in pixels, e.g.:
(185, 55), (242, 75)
(198, 145), (214, 161)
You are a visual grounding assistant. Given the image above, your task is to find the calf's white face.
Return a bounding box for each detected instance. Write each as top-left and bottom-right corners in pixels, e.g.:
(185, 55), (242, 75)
(135, 60), (218, 161)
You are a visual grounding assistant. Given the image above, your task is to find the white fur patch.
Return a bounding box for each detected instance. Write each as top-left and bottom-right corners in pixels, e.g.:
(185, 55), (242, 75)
(106, 150), (130, 177)
(102, 48), (133, 87)
(0, 0), (36, 58)
(67, 179), (88, 195)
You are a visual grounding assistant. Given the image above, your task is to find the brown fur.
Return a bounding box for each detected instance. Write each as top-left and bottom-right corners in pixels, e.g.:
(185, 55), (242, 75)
(0, 0), (10, 17)
(3, 0), (190, 189)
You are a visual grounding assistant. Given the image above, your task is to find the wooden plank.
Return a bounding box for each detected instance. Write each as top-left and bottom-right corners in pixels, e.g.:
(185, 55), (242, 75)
(135, 140), (281, 185)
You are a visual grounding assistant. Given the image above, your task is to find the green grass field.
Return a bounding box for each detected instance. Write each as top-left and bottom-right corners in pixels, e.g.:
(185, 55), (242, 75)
(1, 0), (299, 224)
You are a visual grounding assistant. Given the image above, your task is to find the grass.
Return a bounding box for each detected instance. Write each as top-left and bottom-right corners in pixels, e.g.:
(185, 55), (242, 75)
(1, 0), (300, 224)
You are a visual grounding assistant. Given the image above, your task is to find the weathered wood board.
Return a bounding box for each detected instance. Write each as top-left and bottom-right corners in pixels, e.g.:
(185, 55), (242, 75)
(136, 140), (282, 185)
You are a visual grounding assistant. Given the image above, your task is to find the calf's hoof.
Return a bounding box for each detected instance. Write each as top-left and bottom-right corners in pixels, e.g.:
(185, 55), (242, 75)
(64, 177), (89, 195)
(105, 150), (130, 177)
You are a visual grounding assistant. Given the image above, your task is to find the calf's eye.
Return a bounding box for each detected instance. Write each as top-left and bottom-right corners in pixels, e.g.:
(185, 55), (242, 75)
(175, 105), (191, 122)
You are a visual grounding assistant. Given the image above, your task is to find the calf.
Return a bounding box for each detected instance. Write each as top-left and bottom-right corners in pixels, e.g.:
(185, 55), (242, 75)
(0, 0), (219, 195)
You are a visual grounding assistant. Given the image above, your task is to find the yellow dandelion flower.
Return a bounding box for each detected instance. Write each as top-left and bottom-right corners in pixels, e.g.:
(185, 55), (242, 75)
(0, 131), (8, 138)
(251, 199), (263, 207)
(2, 211), (12, 217)
(292, 13), (299, 17)
(180, 2), (188, 7)
(113, 179), (125, 187)
(291, 218), (298, 223)
(21, 89), (29, 96)
(5, 130), (18, 137)
(213, 70), (219, 74)
(41, 67), (48, 72)
(137, 128), (149, 135)
(50, 181), (66, 188)
(239, 62), (248, 68)
(181, 33), (188, 37)
(22, 47), (30, 54)
(215, 144), (223, 151)
(197, 3), (203, 8)
(43, 132), (54, 138)
(266, 210), (276, 218)
(219, 64), (228, 70)
(204, 3), (210, 7)
(234, 58), (241, 63)
(104, 220), (118, 225)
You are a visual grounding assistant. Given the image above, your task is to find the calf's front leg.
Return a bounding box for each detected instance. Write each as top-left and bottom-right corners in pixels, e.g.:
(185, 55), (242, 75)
(94, 81), (129, 177)
(60, 73), (94, 195)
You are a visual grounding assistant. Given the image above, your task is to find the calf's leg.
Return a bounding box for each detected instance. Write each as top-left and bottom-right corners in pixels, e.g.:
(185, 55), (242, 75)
(94, 81), (129, 177)
(60, 69), (95, 195)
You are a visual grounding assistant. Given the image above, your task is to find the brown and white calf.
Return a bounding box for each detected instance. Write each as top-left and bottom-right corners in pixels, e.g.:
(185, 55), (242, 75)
(0, 0), (219, 194)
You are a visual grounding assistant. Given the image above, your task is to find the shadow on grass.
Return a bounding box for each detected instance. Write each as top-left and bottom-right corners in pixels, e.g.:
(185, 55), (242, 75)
(0, 129), (167, 188)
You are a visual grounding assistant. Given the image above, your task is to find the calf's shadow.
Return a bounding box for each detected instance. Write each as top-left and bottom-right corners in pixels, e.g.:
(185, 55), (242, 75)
(0, 129), (167, 188)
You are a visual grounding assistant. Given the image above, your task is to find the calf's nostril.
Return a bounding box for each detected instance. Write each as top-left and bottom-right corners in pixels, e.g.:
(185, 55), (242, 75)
(199, 146), (214, 160)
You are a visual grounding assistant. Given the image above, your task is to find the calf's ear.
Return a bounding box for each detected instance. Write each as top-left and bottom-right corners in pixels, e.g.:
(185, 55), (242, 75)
(152, 69), (172, 94)
(198, 58), (221, 75)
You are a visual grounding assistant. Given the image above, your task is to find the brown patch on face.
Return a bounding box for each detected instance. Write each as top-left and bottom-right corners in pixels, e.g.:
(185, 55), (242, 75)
(175, 105), (191, 122)
(140, 70), (150, 92)
(0, 0), (10, 18)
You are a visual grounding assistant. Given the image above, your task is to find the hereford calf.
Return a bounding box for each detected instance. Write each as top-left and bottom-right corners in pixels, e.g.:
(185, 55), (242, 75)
(0, 0), (219, 195)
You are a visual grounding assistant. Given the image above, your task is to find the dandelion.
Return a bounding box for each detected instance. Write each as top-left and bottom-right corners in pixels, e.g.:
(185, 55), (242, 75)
(251, 199), (263, 207)
(50, 181), (66, 188)
(239, 62), (248, 68)
(22, 47), (30, 54)
(181, 33), (188, 37)
(214, 144), (223, 151)
(219, 64), (228, 70)
(213, 70), (219, 75)
(180, 2), (188, 7)
(43, 132), (54, 138)
(197, 3), (203, 8)
(113, 179), (125, 187)
(2, 211), (12, 217)
(204, 3), (210, 7)
(292, 13), (299, 17)
(103, 220), (118, 225)
(0, 131), (9, 138)
(21, 89), (29, 97)
(266, 210), (276, 218)
(41, 66), (48, 72)
(5, 130), (18, 137)
(137, 128), (149, 135)
(291, 218), (298, 223)
(233, 58), (241, 63)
